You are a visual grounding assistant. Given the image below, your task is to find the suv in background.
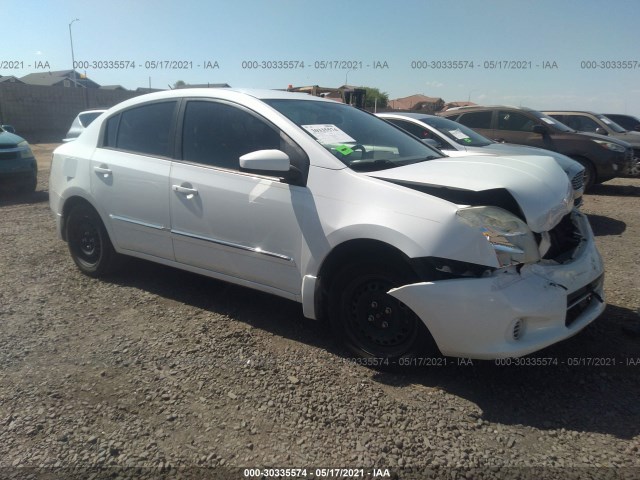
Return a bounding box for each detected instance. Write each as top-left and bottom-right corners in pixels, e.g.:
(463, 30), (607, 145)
(603, 113), (640, 132)
(543, 111), (640, 177)
(440, 106), (633, 189)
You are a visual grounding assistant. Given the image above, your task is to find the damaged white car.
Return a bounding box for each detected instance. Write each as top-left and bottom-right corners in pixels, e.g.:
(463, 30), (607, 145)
(49, 89), (605, 363)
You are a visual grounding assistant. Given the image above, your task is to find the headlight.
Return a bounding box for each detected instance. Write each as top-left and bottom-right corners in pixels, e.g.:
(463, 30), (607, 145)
(17, 140), (34, 159)
(457, 206), (540, 267)
(591, 139), (626, 153)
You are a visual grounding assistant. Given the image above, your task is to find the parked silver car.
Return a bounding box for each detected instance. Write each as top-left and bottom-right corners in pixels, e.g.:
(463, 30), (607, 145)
(63, 109), (107, 142)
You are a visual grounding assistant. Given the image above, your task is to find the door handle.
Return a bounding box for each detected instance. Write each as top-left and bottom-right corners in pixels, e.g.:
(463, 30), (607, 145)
(172, 184), (199, 197)
(94, 165), (112, 176)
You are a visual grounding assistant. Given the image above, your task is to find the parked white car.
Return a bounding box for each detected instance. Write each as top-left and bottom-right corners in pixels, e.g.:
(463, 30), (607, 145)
(49, 89), (605, 362)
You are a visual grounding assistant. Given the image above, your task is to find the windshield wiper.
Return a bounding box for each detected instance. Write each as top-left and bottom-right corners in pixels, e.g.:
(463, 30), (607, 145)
(349, 159), (399, 172)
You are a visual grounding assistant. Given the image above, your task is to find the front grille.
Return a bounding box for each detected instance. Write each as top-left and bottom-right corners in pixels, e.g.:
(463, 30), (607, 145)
(0, 151), (19, 161)
(571, 170), (584, 191)
(542, 213), (582, 262)
(566, 275), (604, 327)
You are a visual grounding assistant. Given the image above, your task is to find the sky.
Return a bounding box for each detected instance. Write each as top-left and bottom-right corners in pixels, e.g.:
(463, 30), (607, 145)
(3, 0), (640, 114)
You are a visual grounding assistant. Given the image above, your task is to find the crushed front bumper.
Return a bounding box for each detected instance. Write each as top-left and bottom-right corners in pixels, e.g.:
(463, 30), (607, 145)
(389, 212), (605, 359)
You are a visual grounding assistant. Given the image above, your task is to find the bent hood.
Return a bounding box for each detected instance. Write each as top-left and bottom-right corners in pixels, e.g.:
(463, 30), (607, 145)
(367, 155), (573, 233)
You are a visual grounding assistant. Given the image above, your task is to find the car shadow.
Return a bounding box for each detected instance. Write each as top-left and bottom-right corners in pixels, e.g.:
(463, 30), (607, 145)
(589, 183), (640, 197)
(587, 214), (626, 236)
(105, 258), (335, 349)
(104, 258), (640, 440)
(372, 303), (640, 440)
(0, 190), (48, 206)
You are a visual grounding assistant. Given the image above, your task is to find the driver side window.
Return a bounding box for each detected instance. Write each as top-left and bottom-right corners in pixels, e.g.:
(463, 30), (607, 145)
(182, 101), (281, 170)
(497, 111), (536, 132)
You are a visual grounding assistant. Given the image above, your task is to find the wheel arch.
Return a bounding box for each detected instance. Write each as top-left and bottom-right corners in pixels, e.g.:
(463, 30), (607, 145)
(313, 238), (418, 321)
(60, 195), (102, 242)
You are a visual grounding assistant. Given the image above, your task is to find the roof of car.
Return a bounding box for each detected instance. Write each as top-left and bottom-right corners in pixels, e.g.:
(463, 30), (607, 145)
(96, 88), (334, 117)
(542, 110), (600, 115)
(131, 88), (329, 102)
(377, 112), (438, 120)
(443, 105), (536, 112)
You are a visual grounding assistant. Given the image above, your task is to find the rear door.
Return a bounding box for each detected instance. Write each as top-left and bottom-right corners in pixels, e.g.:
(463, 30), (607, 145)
(91, 101), (177, 260)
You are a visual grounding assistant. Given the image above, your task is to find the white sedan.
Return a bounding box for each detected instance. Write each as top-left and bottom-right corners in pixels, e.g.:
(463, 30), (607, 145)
(49, 88), (605, 362)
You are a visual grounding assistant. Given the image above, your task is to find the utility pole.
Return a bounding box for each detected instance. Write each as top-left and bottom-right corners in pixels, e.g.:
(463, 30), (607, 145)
(69, 18), (79, 87)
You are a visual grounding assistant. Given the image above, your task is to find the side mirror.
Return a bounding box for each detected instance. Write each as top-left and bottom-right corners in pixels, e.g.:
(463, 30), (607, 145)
(532, 125), (547, 135)
(595, 127), (608, 136)
(240, 149), (291, 172)
(2, 125), (16, 133)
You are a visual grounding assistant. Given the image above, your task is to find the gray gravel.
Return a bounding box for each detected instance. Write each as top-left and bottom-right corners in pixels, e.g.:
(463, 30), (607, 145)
(0, 147), (639, 479)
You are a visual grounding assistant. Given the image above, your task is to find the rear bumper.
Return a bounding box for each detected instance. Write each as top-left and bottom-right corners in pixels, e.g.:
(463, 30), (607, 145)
(389, 212), (605, 359)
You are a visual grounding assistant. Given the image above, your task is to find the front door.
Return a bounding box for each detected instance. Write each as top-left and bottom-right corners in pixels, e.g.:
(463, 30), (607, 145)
(169, 99), (307, 296)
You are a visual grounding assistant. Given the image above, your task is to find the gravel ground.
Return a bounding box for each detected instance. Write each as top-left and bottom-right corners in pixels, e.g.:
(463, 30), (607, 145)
(0, 145), (639, 480)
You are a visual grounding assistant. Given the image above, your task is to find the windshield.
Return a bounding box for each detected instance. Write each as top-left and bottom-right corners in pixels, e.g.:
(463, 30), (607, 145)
(418, 116), (493, 147)
(264, 99), (444, 171)
(597, 114), (627, 133)
(529, 111), (575, 132)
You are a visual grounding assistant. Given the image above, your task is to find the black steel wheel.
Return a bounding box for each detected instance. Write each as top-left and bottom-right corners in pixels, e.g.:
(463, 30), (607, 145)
(66, 204), (120, 277)
(329, 262), (435, 364)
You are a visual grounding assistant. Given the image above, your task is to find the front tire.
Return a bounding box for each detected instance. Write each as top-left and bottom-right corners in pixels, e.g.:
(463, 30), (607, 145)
(66, 204), (120, 277)
(328, 262), (435, 364)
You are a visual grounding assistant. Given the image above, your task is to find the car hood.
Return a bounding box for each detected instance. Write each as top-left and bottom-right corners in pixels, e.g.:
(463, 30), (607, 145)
(0, 131), (25, 147)
(611, 131), (640, 147)
(366, 155), (573, 233)
(571, 130), (632, 147)
(479, 143), (582, 176)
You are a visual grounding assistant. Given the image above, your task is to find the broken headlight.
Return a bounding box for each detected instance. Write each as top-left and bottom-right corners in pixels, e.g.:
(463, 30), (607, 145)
(457, 206), (540, 267)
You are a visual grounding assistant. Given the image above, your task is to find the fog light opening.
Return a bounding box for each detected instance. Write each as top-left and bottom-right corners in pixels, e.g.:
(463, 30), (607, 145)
(512, 318), (524, 341)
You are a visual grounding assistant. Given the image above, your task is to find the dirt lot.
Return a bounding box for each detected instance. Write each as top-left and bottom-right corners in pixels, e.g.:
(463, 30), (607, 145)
(1, 144), (639, 480)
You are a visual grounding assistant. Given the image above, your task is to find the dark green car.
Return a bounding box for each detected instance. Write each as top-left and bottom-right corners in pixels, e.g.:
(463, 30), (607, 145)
(0, 126), (37, 193)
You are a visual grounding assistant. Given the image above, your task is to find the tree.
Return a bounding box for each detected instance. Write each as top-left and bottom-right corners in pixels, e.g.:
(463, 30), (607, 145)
(173, 80), (186, 89)
(362, 87), (389, 109)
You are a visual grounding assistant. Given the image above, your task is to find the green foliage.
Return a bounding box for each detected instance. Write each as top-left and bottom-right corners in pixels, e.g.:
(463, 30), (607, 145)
(362, 87), (389, 109)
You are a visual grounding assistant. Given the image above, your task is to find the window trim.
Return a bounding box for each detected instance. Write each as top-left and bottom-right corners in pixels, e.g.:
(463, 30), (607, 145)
(174, 97), (310, 186)
(98, 99), (180, 160)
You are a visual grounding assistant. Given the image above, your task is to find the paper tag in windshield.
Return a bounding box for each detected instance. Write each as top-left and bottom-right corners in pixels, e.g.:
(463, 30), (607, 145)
(449, 129), (470, 140)
(541, 118), (556, 125)
(302, 124), (356, 144)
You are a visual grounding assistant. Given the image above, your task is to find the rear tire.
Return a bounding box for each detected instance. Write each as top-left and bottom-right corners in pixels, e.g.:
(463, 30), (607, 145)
(328, 262), (436, 366)
(66, 204), (120, 277)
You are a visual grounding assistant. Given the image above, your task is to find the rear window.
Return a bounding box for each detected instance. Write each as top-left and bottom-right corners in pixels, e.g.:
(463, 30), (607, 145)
(103, 101), (177, 157)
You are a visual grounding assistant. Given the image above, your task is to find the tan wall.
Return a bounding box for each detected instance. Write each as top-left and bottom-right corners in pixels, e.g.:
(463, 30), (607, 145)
(0, 83), (146, 142)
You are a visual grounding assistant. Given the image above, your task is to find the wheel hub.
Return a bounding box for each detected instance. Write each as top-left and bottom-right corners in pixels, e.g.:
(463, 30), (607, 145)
(350, 280), (414, 348)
